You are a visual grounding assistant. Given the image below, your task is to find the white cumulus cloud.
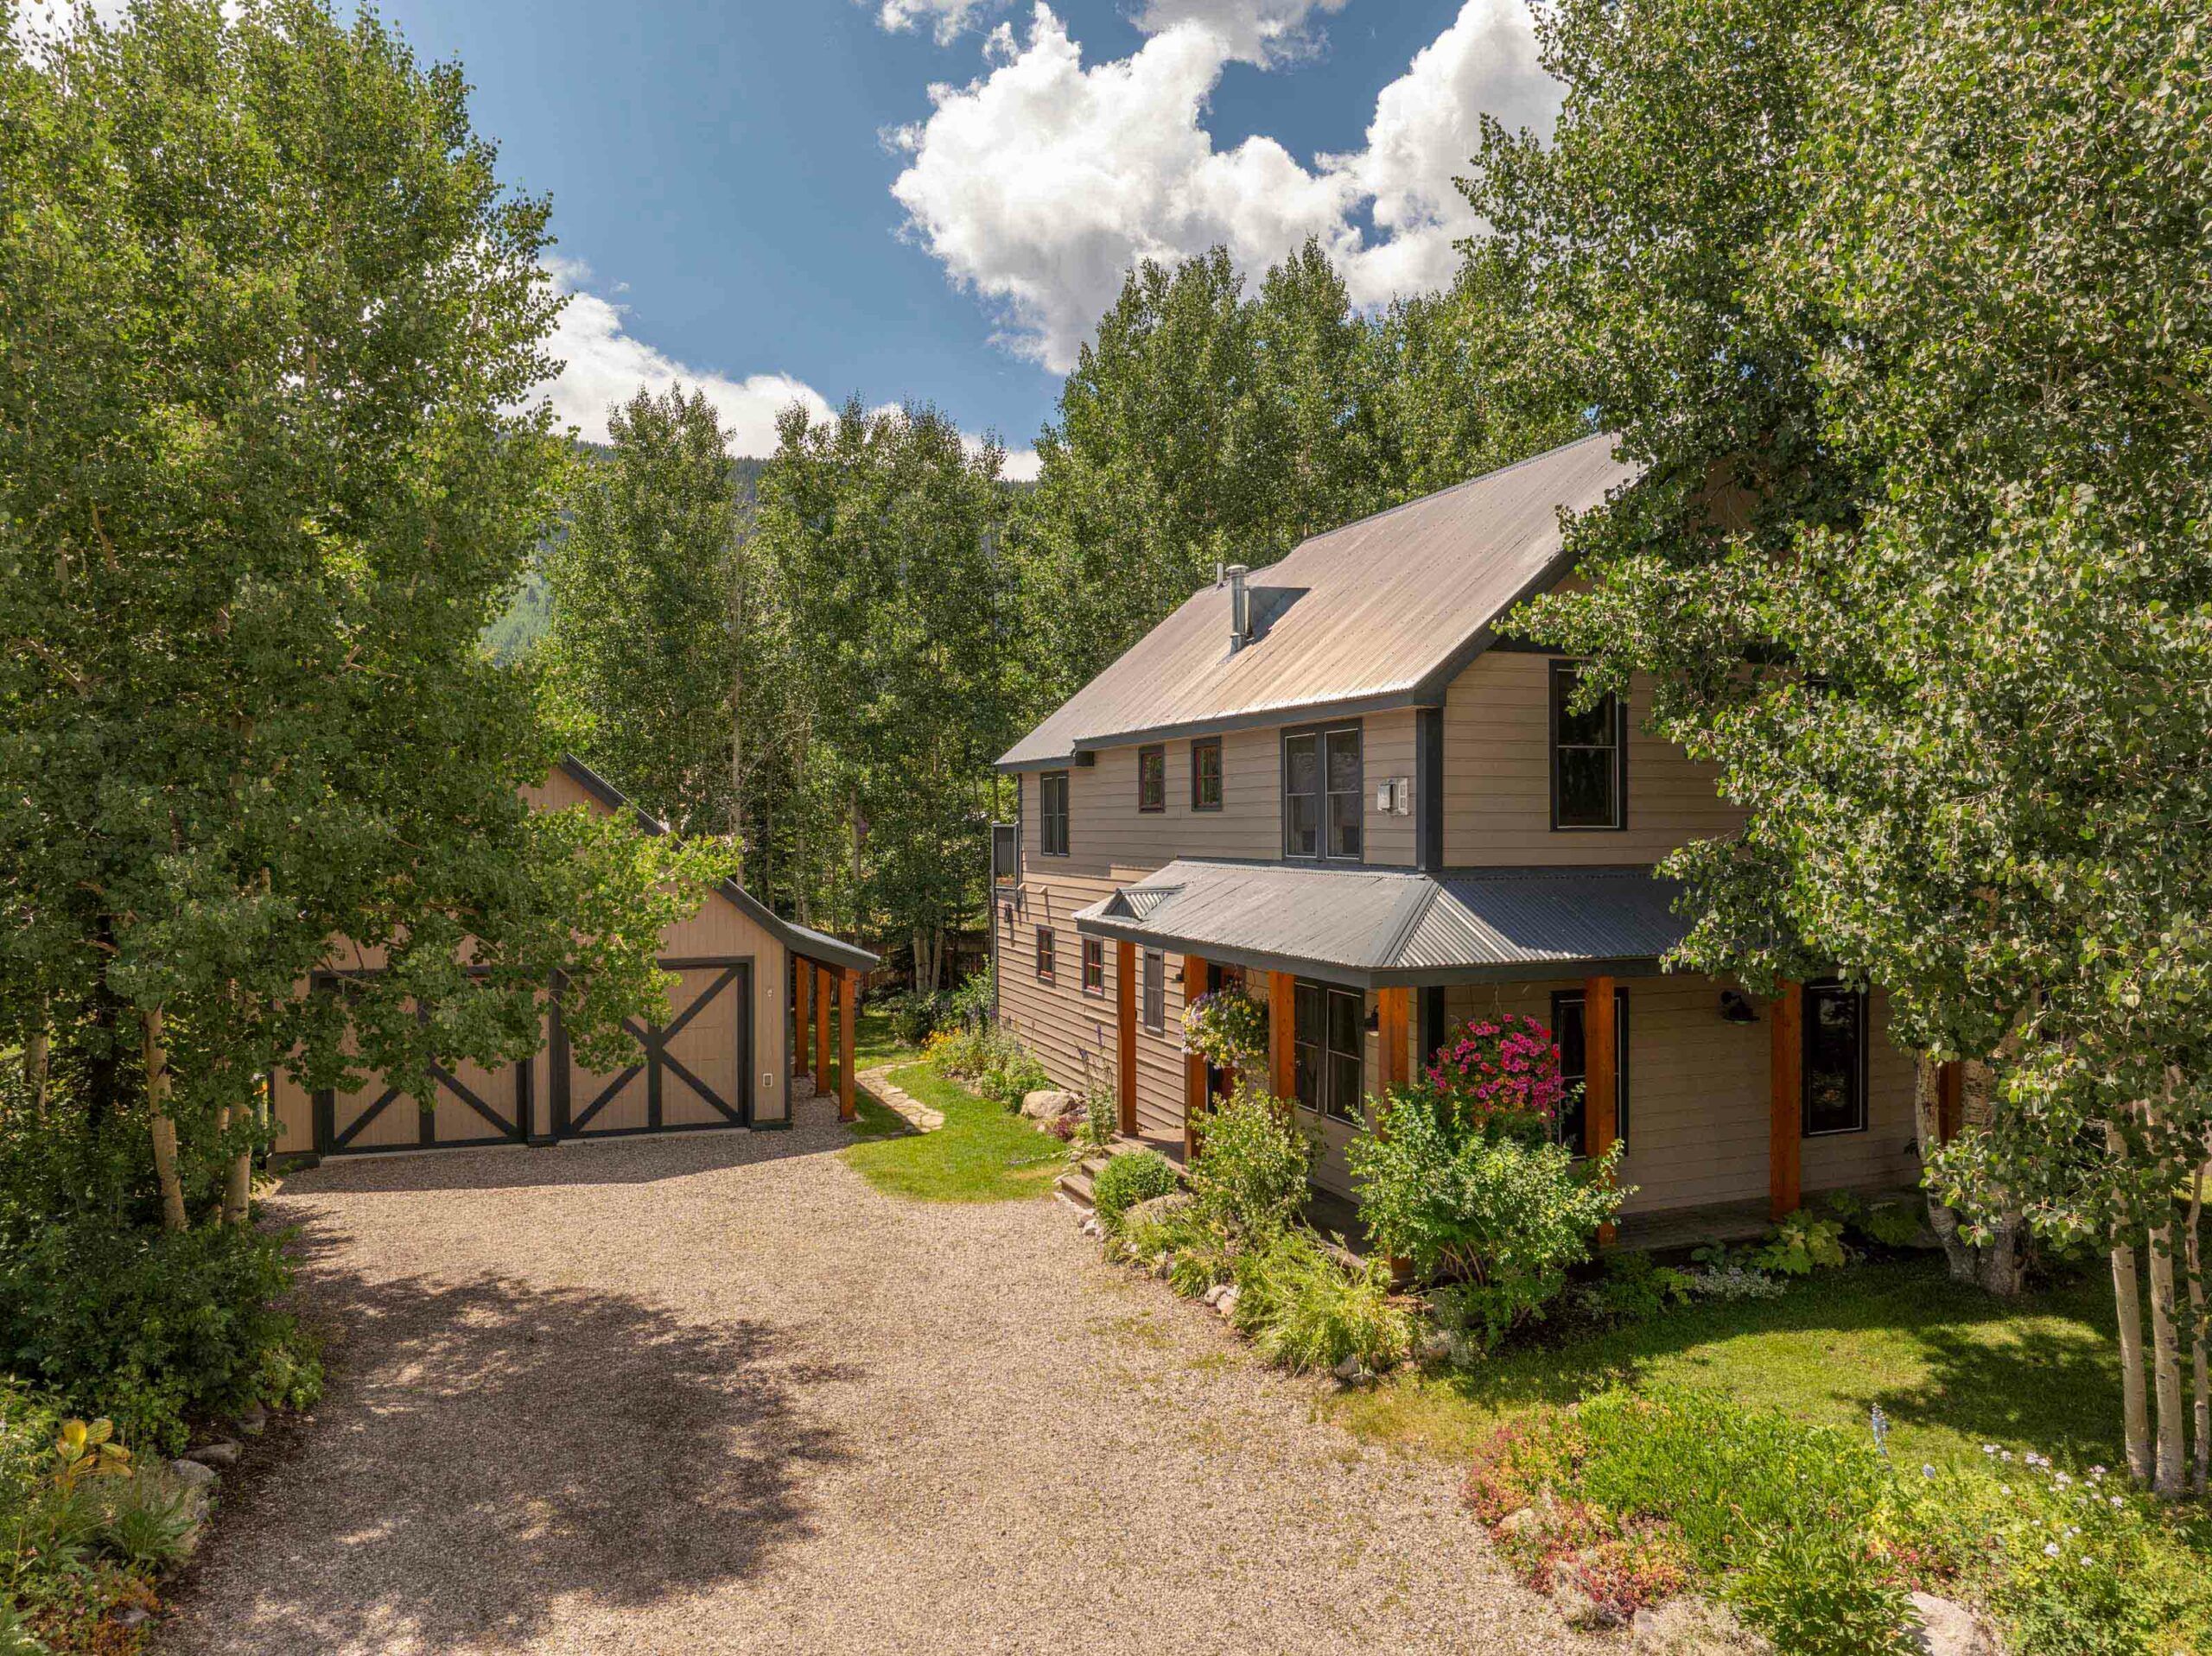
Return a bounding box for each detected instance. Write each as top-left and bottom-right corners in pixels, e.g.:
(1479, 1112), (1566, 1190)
(869, 0), (1006, 46)
(889, 0), (1559, 371)
(542, 263), (1039, 479)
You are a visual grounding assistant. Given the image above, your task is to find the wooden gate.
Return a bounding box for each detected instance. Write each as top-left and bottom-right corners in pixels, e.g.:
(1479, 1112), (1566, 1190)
(551, 957), (753, 1138)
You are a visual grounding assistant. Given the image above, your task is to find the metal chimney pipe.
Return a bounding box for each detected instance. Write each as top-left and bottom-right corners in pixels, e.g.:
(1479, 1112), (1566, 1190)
(1225, 564), (1249, 653)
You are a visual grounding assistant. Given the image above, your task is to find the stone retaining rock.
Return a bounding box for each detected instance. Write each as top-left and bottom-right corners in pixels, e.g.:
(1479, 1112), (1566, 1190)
(1020, 1088), (1080, 1122)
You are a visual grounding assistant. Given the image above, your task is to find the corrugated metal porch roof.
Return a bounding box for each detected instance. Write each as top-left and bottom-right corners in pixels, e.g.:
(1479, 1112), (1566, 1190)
(1071, 859), (1686, 988)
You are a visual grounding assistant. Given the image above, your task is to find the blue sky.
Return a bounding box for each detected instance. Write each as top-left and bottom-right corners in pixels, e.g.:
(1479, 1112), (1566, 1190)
(345, 3), (1562, 468)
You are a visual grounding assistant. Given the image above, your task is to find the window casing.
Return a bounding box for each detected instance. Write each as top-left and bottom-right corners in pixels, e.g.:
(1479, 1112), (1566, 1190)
(1283, 723), (1363, 861)
(1191, 737), (1224, 812)
(1039, 770), (1070, 856)
(1293, 980), (1365, 1123)
(1141, 950), (1166, 1032)
(1136, 745), (1166, 813)
(1551, 987), (1630, 1157)
(1034, 927), (1055, 982)
(1802, 981), (1869, 1136)
(1550, 661), (1627, 830)
(1081, 938), (1104, 995)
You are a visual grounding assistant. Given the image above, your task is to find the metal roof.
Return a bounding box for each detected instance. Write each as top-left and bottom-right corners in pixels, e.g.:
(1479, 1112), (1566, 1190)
(999, 432), (1639, 769)
(1071, 859), (1686, 988)
(556, 757), (880, 974)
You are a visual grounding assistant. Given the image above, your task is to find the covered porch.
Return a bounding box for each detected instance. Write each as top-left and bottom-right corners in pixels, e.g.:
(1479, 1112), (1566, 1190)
(1073, 858), (1947, 1227)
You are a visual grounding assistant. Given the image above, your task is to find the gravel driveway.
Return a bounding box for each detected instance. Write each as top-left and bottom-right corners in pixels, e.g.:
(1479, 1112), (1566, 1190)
(163, 1093), (1595, 1656)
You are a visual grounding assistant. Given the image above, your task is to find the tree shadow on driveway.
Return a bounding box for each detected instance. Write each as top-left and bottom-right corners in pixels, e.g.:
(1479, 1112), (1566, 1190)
(167, 1238), (856, 1653)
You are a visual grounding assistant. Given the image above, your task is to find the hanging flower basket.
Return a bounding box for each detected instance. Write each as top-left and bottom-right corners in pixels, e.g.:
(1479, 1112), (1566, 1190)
(1181, 989), (1268, 1071)
(1425, 1010), (1567, 1127)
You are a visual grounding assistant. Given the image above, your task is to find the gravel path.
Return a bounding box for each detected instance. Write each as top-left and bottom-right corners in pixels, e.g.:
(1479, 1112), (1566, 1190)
(162, 1093), (1597, 1656)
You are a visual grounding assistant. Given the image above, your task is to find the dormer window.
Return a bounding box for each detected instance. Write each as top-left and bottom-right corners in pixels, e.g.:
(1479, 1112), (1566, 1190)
(1550, 661), (1626, 830)
(1283, 723), (1362, 860)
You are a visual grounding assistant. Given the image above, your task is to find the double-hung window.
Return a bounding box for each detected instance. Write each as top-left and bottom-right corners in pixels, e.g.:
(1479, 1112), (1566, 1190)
(1283, 723), (1363, 860)
(1081, 938), (1104, 995)
(1191, 737), (1223, 811)
(1550, 661), (1626, 830)
(1136, 745), (1166, 812)
(1802, 981), (1869, 1136)
(1293, 980), (1365, 1123)
(1551, 987), (1630, 1157)
(1141, 950), (1166, 1032)
(1034, 927), (1055, 982)
(1039, 770), (1070, 856)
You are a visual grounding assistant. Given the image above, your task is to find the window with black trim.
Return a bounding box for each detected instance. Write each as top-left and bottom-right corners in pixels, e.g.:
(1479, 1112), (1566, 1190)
(1136, 744), (1166, 812)
(1141, 950), (1165, 1032)
(1802, 981), (1868, 1136)
(1552, 987), (1630, 1156)
(1081, 938), (1104, 995)
(1550, 661), (1625, 830)
(1034, 927), (1055, 982)
(1293, 979), (1364, 1122)
(1192, 737), (1224, 811)
(1039, 770), (1070, 855)
(1283, 723), (1363, 860)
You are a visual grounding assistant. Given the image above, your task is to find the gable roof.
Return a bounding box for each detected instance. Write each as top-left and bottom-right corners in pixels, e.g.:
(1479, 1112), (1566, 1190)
(998, 432), (1638, 770)
(556, 756), (878, 975)
(1071, 858), (1685, 989)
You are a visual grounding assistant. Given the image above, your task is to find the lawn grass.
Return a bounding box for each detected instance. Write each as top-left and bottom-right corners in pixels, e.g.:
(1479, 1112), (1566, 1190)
(841, 1058), (1065, 1202)
(1329, 1256), (2129, 1475)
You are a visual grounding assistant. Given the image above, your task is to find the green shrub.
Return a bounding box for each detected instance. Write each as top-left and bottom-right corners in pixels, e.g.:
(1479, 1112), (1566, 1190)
(947, 962), (995, 1032)
(1351, 1086), (1626, 1349)
(1745, 1209), (1852, 1275)
(882, 988), (953, 1048)
(97, 1469), (200, 1569)
(0, 1213), (321, 1453)
(1230, 1229), (1412, 1374)
(1565, 1250), (1696, 1328)
(1187, 1084), (1309, 1240)
(1823, 1191), (1926, 1251)
(1092, 1150), (1180, 1234)
(1727, 1526), (1914, 1656)
(1077, 1074), (1117, 1153)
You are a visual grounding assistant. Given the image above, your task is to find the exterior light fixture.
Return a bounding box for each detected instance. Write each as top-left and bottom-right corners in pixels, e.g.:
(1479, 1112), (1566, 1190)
(1719, 989), (1759, 1025)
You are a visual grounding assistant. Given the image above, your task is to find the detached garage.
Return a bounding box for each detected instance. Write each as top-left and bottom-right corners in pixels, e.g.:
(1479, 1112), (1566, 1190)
(270, 757), (877, 1160)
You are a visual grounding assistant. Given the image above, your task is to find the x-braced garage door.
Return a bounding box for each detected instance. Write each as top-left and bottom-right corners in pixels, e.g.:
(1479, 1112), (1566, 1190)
(550, 958), (753, 1139)
(310, 957), (753, 1155)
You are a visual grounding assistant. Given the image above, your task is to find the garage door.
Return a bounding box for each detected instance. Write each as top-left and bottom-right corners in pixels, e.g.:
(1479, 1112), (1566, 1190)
(550, 958), (753, 1138)
(309, 957), (753, 1155)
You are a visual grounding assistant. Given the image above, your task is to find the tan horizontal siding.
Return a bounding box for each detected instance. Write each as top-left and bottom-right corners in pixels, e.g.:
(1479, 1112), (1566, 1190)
(1441, 652), (1746, 866)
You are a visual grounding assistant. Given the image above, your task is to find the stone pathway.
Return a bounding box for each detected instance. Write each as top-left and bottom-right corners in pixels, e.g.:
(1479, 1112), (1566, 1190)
(855, 1064), (943, 1132)
(161, 1094), (1601, 1656)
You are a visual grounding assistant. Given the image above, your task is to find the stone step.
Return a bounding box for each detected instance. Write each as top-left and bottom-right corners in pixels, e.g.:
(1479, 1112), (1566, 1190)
(1058, 1167), (1096, 1207)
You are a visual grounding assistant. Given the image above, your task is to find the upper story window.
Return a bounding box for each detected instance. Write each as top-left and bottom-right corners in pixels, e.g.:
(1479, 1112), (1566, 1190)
(1039, 770), (1070, 856)
(1550, 661), (1627, 830)
(1283, 723), (1362, 860)
(1137, 744), (1166, 813)
(1191, 737), (1224, 812)
(1552, 987), (1630, 1157)
(1802, 980), (1869, 1136)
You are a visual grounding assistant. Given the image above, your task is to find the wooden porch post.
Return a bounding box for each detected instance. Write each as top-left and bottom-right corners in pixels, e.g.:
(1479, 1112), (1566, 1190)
(1936, 1060), (1963, 1144)
(838, 969), (858, 1123)
(1376, 987), (1411, 1092)
(1116, 940), (1138, 1138)
(794, 957), (811, 1079)
(1181, 953), (1209, 1160)
(1584, 975), (1618, 1244)
(1770, 980), (1803, 1219)
(1268, 969), (1296, 1108)
(815, 963), (833, 1100)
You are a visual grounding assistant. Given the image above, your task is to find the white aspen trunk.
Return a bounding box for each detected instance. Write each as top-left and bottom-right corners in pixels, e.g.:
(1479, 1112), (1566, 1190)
(2147, 1217), (2187, 1495)
(2187, 1159), (2208, 1497)
(144, 1007), (188, 1233)
(220, 1096), (252, 1226)
(2113, 1232), (2153, 1485)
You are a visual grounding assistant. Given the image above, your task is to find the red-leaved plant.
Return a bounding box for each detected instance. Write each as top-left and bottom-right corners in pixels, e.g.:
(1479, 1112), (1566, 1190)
(1425, 1010), (1568, 1126)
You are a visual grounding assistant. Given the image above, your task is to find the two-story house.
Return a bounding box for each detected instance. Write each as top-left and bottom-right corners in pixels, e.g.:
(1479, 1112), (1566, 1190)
(990, 433), (1935, 1234)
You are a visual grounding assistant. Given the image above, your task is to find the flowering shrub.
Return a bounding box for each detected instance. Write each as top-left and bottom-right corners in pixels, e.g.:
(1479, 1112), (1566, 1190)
(1180, 989), (1268, 1071)
(1463, 1388), (2212, 1656)
(1186, 1083), (1310, 1240)
(1425, 1011), (1568, 1131)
